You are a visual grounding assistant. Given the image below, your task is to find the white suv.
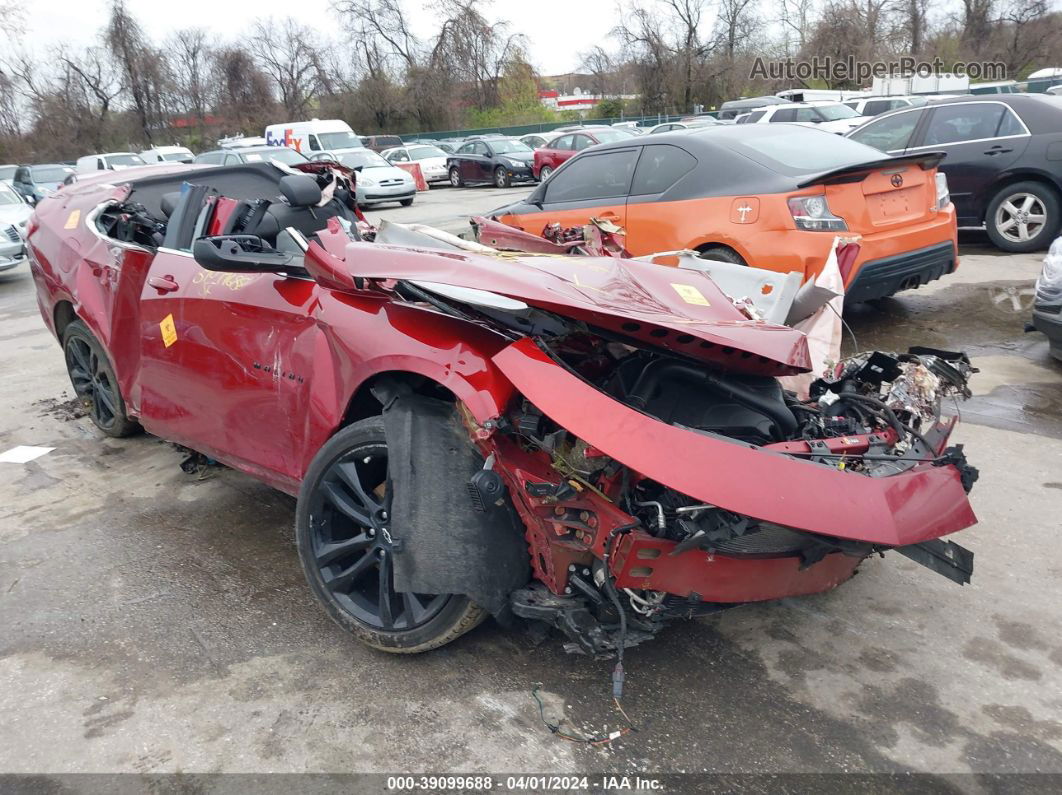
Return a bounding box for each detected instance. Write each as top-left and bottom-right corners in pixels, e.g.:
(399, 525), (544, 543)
(735, 101), (872, 134)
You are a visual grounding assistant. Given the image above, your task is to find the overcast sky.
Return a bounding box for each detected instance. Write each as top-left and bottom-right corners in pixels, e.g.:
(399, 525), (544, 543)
(18, 0), (620, 77)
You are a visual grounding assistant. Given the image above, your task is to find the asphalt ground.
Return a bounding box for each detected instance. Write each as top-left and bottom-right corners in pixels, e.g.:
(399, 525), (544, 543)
(1, 186), (1060, 788)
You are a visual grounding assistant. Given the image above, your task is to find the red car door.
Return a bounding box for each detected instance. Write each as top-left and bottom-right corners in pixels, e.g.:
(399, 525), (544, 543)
(136, 195), (320, 489)
(538, 135), (574, 175)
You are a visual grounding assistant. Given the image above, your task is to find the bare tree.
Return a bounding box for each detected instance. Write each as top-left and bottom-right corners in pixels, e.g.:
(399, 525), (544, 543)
(0, 69), (22, 138)
(892, 0), (930, 54)
(668, 0), (709, 113)
(996, 0), (1060, 75)
(580, 45), (616, 97)
(107, 0), (169, 145)
(0, 0), (25, 37)
(166, 29), (212, 130)
(613, 6), (677, 113)
(780, 0), (819, 54)
(252, 17), (327, 118)
(332, 0), (420, 70)
(435, 0), (527, 109)
(961, 0), (997, 49)
(212, 46), (276, 135)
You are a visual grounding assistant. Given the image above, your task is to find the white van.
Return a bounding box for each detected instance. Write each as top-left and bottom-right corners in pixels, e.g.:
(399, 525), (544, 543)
(140, 145), (194, 164)
(264, 119), (363, 157)
(75, 152), (148, 173)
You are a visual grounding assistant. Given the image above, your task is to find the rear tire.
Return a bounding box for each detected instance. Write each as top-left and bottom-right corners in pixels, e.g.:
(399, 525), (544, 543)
(296, 416), (486, 653)
(449, 167), (463, 187)
(62, 320), (140, 438)
(539, 165), (554, 181)
(985, 181), (1060, 253)
(698, 245), (747, 266)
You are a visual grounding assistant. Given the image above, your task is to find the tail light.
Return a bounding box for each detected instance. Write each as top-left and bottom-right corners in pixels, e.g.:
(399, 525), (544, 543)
(787, 195), (848, 231)
(935, 172), (951, 210)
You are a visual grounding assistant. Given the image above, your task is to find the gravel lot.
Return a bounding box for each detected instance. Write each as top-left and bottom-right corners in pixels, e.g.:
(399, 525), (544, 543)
(1, 185), (1060, 782)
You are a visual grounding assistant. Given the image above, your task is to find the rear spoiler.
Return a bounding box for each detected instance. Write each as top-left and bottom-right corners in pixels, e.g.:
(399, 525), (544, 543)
(797, 151), (947, 188)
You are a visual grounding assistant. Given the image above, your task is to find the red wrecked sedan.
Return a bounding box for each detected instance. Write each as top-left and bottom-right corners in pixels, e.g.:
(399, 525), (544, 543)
(25, 160), (979, 658)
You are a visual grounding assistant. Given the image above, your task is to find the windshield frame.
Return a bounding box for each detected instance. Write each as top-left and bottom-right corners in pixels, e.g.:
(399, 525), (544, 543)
(409, 145), (447, 159)
(814, 104), (861, 121)
(0, 182), (22, 205)
(107, 153), (146, 167)
(339, 150), (392, 169)
(491, 139), (532, 155)
(245, 147), (309, 165)
(592, 128), (637, 143)
(31, 165), (74, 183)
(318, 131), (363, 150)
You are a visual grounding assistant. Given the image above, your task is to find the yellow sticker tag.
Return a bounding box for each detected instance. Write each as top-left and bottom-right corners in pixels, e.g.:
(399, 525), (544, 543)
(64, 210), (80, 230)
(160, 314), (177, 348)
(671, 283), (711, 307)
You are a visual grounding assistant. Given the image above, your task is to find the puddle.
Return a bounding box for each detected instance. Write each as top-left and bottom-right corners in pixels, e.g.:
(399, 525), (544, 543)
(845, 280), (1062, 438)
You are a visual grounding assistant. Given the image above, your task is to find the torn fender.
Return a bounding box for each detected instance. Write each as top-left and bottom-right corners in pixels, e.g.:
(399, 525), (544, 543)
(492, 337), (977, 547)
(383, 394), (530, 616)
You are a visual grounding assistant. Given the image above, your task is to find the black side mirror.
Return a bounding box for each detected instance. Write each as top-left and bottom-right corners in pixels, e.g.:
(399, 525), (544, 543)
(192, 235), (299, 274)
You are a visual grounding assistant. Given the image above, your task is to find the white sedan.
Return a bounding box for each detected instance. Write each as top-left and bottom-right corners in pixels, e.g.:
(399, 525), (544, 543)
(0, 182), (31, 273)
(380, 144), (450, 184)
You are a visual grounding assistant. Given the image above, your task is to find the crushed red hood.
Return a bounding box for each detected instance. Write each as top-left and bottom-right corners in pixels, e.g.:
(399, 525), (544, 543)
(343, 240), (812, 376)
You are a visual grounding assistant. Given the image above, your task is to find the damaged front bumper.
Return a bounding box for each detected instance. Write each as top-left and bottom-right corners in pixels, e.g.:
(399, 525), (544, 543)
(490, 337), (977, 600)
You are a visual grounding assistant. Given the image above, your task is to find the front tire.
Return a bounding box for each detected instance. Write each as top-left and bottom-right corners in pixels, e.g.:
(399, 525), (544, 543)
(985, 181), (1060, 252)
(449, 167), (463, 187)
(62, 320), (140, 437)
(399, 197), (414, 207)
(494, 166), (511, 188)
(296, 416), (486, 653)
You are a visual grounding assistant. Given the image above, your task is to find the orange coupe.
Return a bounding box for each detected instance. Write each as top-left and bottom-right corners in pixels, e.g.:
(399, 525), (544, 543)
(491, 125), (959, 302)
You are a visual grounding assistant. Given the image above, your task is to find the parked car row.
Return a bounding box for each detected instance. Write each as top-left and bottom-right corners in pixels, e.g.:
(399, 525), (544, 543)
(12, 91), (1062, 252)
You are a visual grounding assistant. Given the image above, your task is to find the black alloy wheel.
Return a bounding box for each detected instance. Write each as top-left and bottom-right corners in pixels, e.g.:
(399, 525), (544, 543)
(62, 320), (140, 437)
(296, 416), (485, 652)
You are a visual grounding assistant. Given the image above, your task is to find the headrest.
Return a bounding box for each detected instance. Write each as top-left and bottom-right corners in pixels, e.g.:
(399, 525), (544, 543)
(278, 174), (321, 208)
(160, 192), (181, 218)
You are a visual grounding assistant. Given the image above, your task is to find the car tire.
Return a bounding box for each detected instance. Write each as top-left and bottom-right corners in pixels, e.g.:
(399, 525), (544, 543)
(985, 181), (1060, 253)
(400, 198), (414, 207)
(539, 165), (553, 181)
(295, 416), (487, 653)
(698, 246), (747, 266)
(62, 320), (140, 438)
(449, 168), (463, 187)
(494, 167), (511, 188)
